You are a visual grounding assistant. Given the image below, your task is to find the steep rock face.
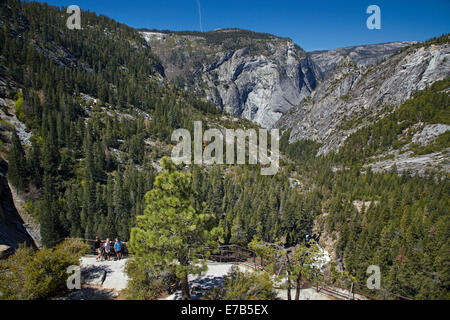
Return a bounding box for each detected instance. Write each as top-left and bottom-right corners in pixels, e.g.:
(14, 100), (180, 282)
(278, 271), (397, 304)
(200, 44), (319, 128)
(144, 30), (418, 129)
(142, 30), (320, 128)
(277, 43), (450, 155)
(143, 29), (448, 170)
(0, 160), (36, 251)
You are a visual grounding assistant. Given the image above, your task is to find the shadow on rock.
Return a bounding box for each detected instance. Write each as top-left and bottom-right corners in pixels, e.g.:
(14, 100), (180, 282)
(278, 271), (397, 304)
(81, 264), (113, 283)
(60, 286), (119, 300)
(172, 275), (225, 300)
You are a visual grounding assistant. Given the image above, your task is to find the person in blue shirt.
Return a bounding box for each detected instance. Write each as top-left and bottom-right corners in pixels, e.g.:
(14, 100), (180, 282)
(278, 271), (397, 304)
(114, 238), (123, 260)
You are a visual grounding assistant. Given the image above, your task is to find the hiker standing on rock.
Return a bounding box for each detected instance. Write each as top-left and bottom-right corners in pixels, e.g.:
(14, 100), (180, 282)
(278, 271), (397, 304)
(94, 236), (102, 261)
(114, 238), (123, 260)
(104, 238), (111, 261)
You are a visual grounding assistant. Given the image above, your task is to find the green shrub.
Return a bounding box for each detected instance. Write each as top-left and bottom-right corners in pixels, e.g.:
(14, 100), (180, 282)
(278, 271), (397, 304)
(14, 92), (25, 122)
(124, 259), (177, 300)
(203, 266), (277, 300)
(0, 238), (89, 300)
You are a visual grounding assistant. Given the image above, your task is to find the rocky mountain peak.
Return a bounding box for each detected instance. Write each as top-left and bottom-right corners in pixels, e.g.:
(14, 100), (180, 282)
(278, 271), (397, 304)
(142, 29), (317, 128)
(309, 41), (416, 78)
(143, 30), (421, 129)
(277, 41), (450, 157)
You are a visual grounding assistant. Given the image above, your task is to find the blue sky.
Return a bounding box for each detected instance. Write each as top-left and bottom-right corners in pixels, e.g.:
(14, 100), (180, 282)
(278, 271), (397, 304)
(34, 0), (449, 51)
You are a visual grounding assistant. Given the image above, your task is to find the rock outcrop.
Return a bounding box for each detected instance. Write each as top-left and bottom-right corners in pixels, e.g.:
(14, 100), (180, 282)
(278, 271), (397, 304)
(143, 30), (416, 129)
(0, 159), (36, 252)
(142, 29), (320, 128)
(366, 148), (450, 176)
(309, 41), (415, 78)
(277, 43), (450, 155)
(411, 124), (450, 146)
(0, 244), (13, 259)
(200, 45), (319, 128)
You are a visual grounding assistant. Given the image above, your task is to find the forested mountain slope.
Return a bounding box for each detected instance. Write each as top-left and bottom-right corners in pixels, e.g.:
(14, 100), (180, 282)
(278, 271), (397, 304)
(0, 0), (312, 251)
(0, 0), (448, 300)
(0, 0), (220, 246)
(278, 36), (450, 158)
(335, 79), (450, 175)
(143, 28), (449, 177)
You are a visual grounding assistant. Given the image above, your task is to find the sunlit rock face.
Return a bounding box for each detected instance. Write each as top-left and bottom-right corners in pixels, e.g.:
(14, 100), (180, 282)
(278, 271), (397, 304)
(142, 30), (320, 128)
(199, 43), (319, 128)
(309, 41), (416, 78)
(0, 161), (37, 252)
(277, 43), (450, 156)
(144, 30), (449, 167)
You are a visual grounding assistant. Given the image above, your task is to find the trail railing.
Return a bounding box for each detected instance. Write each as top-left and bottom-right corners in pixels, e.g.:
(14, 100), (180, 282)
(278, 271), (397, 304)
(63, 237), (129, 256)
(196, 244), (412, 300)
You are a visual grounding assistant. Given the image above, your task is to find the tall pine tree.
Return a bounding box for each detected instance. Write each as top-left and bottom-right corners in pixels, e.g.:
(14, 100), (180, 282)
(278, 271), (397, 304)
(7, 130), (28, 193)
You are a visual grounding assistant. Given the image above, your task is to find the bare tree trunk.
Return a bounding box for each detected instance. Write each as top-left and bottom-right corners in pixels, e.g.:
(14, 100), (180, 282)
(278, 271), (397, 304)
(179, 254), (191, 300)
(287, 271), (292, 300)
(181, 273), (190, 300)
(285, 252), (292, 300)
(295, 274), (301, 300)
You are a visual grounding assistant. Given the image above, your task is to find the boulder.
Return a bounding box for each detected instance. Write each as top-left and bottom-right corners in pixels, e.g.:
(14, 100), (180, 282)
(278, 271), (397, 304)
(0, 244), (13, 259)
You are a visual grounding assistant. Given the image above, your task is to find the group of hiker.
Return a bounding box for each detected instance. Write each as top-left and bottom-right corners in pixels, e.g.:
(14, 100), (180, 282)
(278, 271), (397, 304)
(94, 237), (124, 261)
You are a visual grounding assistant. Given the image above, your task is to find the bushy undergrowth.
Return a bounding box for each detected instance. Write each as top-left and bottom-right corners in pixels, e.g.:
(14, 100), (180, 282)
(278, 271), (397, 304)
(0, 239), (89, 300)
(124, 259), (178, 300)
(203, 266), (277, 300)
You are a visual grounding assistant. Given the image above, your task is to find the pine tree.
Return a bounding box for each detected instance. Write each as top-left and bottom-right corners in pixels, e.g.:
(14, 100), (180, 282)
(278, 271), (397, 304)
(28, 138), (43, 189)
(129, 157), (222, 300)
(40, 175), (64, 247)
(7, 130), (28, 193)
(113, 170), (129, 241)
(290, 241), (324, 300)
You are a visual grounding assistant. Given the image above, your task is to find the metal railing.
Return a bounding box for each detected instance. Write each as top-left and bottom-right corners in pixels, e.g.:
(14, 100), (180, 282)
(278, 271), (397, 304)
(196, 244), (412, 300)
